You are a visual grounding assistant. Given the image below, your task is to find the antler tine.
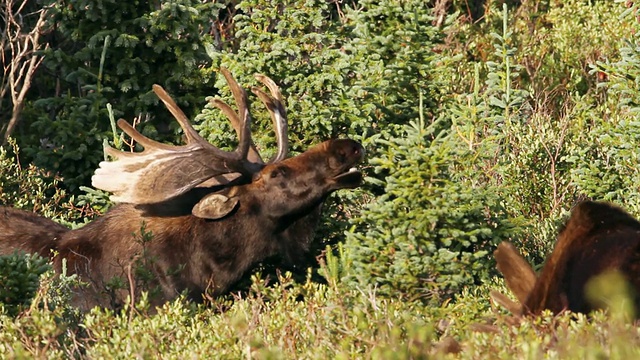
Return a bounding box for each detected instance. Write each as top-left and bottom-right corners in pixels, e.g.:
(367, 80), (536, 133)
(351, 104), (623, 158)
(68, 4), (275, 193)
(98, 118), (176, 161)
(252, 74), (288, 163)
(152, 86), (205, 144)
(152, 84), (242, 161)
(116, 119), (175, 151)
(219, 68), (251, 161)
(208, 98), (263, 164)
(490, 290), (524, 316)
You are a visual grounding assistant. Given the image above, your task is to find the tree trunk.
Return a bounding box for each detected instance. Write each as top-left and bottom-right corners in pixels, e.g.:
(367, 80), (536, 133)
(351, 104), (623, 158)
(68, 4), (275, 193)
(3, 101), (24, 144)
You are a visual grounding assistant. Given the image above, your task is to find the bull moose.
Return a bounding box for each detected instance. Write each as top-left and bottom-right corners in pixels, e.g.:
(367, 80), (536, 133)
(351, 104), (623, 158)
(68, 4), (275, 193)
(492, 200), (640, 318)
(0, 68), (365, 310)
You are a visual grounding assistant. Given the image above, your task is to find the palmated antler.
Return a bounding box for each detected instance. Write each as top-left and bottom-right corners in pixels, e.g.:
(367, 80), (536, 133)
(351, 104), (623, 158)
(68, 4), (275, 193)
(92, 68), (289, 205)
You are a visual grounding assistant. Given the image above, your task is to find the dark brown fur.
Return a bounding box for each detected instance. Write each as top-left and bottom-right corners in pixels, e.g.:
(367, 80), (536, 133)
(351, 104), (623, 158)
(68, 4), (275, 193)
(0, 207), (69, 257)
(495, 201), (640, 317)
(0, 139), (364, 310)
(524, 201), (640, 314)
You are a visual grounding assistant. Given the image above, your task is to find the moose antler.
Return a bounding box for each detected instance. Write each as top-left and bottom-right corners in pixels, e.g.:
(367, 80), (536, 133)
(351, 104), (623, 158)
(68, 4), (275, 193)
(252, 74), (288, 163)
(92, 68), (289, 204)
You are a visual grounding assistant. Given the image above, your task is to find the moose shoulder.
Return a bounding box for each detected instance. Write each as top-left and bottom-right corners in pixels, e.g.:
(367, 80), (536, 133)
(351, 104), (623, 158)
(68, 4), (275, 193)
(0, 69), (364, 310)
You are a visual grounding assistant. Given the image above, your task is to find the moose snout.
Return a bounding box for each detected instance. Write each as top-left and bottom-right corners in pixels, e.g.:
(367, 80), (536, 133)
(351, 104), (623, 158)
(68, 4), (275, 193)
(350, 142), (365, 162)
(333, 139), (365, 164)
(326, 139), (365, 190)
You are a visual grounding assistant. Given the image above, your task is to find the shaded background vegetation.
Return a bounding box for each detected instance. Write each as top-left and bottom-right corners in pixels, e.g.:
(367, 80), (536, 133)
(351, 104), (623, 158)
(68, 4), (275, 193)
(2, 0), (640, 357)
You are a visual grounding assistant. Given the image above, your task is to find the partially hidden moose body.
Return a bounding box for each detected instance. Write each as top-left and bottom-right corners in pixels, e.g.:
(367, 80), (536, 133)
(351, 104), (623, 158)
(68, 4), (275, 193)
(493, 201), (640, 318)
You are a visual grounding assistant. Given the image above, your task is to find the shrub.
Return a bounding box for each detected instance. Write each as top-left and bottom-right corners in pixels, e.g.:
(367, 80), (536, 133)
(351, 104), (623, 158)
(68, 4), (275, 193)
(0, 140), (66, 219)
(0, 252), (51, 317)
(570, 0), (640, 216)
(342, 118), (517, 303)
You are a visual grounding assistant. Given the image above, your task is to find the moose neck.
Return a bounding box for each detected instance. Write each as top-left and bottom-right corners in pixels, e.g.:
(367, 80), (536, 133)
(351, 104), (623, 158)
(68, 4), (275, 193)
(189, 187), (327, 292)
(233, 184), (328, 232)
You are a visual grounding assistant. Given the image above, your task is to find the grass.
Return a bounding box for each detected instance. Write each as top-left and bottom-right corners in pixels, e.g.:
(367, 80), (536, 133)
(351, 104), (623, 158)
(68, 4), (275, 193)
(2, 271), (640, 359)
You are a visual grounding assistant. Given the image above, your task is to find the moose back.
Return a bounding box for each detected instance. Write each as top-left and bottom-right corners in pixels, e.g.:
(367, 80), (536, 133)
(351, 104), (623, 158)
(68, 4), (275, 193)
(0, 69), (365, 310)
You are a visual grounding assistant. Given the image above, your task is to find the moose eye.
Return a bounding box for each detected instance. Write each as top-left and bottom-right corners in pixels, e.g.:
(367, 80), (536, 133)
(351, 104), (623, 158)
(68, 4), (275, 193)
(270, 166), (289, 178)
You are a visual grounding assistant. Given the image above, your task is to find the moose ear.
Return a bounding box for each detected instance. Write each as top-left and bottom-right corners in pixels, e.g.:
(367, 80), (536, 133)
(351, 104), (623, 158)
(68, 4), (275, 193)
(494, 241), (537, 305)
(192, 193), (239, 220)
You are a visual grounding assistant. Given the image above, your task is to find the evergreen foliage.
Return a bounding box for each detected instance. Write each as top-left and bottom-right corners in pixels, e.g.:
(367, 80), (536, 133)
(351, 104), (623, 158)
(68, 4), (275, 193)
(343, 117), (516, 302)
(0, 252), (51, 316)
(571, 0), (640, 214)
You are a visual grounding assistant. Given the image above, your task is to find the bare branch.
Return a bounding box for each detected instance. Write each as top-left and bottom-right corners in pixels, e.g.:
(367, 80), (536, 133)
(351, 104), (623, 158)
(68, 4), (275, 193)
(1, 1), (51, 144)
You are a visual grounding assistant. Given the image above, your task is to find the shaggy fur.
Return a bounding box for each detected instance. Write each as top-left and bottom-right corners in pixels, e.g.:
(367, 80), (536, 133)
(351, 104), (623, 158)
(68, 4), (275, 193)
(495, 201), (640, 316)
